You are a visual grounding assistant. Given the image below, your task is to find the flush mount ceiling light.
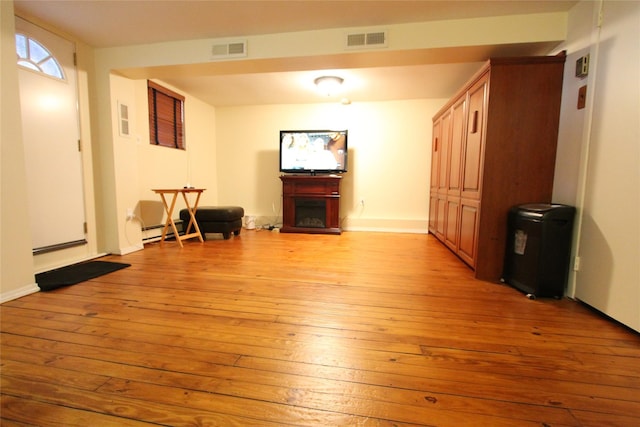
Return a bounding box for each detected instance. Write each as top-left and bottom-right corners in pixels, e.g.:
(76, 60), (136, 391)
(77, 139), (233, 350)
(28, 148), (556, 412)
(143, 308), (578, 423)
(314, 75), (344, 96)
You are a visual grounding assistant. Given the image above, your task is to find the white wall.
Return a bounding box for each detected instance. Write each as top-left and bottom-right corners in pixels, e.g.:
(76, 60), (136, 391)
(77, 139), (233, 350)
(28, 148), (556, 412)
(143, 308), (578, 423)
(87, 9), (570, 257)
(216, 99), (443, 232)
(135, 80), (218, 232)
(0, 0), (38, 302)
(0, 1), (573, 302)
(105, 76), (218, 249)
(1, 4), (101, 303)
(553, 1), (594, 205)
(555, 0), (640, 332)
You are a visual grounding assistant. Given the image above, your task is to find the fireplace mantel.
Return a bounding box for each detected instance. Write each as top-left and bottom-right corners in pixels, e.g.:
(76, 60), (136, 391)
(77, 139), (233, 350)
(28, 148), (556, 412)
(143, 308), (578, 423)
(280, 175), (342, 235)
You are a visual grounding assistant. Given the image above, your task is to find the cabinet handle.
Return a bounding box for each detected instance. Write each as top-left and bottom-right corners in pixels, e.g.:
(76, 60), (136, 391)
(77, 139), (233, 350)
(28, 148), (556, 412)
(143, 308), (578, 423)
(471, 110), (479, 134)
(434, 137), (439, 152)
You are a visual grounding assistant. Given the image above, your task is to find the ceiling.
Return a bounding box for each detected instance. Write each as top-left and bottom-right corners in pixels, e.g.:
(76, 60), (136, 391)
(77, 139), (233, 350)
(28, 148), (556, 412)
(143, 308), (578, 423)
(14, 0), (578, 106)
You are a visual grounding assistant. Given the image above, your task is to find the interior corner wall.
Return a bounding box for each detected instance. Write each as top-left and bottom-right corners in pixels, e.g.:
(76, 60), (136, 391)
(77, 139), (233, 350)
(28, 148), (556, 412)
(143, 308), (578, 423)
(107, 74), (144, 254)
(97, 75), (219, 250)
(552, 1), (594, 206)
(1, 0), (38, 302)
(555, 0), (640, 332)
(133, 79), (218, 234)
(90, 11), (570, 247)
(215, 99), (444, 232)
(572, 0), (639, 332)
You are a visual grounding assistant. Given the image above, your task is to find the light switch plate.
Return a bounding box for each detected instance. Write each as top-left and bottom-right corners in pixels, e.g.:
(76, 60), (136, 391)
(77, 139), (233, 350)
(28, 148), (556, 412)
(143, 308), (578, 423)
(576, 55), (589, 78)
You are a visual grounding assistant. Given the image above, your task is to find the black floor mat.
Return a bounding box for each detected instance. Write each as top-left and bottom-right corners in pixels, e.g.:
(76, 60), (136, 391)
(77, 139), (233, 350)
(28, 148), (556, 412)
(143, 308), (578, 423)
(36, 260), (130, 291)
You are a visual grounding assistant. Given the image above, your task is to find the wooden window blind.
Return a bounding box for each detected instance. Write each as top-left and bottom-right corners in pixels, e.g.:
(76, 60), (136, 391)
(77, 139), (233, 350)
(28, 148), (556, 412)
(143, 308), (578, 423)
(148, 81), (185, 149)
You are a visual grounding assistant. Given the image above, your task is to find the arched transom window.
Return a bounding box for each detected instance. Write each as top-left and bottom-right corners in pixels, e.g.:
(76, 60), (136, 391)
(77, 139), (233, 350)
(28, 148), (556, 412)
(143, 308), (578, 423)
(15, 33), (65, 80)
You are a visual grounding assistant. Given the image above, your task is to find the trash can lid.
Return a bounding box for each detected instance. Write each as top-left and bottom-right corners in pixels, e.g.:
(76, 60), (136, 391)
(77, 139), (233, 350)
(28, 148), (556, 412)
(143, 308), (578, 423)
(518, 203), (569, 212)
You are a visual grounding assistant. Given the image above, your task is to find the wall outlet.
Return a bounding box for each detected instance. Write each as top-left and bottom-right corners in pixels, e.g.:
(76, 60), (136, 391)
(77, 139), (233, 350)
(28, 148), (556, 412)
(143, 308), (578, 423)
(126, 208), (134, 220)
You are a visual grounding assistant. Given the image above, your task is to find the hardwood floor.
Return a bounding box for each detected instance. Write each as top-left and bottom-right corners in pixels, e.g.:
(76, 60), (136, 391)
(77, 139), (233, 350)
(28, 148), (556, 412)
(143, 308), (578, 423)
(2, 230), (639, 426)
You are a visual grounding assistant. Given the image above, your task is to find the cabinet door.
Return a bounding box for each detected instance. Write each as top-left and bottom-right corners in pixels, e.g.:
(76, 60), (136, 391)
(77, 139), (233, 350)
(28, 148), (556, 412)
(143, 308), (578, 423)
(437, 110), (451, 194)
(458, 199), (479, 267)
(430, 112), (450, 241)
(428, 192), (438, 233)
(444, 197), (460, 250)
(448, 97), (466, 196)
(443, 98), (466, 251)
(429, 118), (442, 235)
(434, 194), (447, 240)
(430, 119), (441, 192)
(462, 76), (488, 200)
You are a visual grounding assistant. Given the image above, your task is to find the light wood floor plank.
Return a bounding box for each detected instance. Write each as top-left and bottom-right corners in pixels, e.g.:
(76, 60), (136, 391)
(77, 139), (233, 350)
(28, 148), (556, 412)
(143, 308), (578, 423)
(2, 231), (639, 426)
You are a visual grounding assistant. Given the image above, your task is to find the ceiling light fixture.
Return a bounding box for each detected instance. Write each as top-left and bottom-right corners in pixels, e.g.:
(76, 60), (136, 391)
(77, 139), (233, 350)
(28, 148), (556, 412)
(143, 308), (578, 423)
(314, 75), (344, 96)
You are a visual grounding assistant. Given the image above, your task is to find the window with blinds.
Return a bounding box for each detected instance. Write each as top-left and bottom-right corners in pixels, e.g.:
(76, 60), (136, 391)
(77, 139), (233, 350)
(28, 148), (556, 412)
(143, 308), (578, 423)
(148, 81), (185, 149)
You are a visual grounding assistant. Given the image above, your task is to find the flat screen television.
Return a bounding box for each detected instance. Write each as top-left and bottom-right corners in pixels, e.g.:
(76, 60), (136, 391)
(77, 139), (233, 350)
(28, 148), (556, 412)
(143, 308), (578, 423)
(279, 130), (348, 174)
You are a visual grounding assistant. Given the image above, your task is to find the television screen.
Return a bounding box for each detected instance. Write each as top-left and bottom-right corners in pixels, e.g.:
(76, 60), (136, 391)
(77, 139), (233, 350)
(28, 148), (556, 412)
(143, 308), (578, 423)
(279, 130), (348, 174)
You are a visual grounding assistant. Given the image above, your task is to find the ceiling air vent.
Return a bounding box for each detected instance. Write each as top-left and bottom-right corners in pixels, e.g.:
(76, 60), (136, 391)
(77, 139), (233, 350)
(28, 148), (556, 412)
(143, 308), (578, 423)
(211, 40), (247, 59)
(346, 30), (387, 49)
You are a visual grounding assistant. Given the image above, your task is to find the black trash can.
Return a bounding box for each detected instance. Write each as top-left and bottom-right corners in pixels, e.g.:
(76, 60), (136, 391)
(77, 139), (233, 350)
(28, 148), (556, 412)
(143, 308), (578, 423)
(502, 204), (575, 299)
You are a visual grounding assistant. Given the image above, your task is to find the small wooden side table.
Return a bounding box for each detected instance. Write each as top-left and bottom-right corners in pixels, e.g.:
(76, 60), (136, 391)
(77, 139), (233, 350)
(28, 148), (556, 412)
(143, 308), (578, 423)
(152, 188), (205, 247)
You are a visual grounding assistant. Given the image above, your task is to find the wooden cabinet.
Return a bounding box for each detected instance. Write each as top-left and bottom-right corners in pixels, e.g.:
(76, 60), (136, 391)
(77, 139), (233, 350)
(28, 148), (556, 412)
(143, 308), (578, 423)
(429, 54), (566, 282)
(280, 175), (342, 235)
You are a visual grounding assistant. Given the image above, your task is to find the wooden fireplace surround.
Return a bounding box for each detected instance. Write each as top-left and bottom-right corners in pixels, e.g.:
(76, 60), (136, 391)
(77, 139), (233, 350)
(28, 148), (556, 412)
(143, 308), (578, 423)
(280, 175), (342, 235)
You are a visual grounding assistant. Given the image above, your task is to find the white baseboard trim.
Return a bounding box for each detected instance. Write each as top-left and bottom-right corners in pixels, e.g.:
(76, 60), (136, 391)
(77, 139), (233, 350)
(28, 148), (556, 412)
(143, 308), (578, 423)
(1, 283), (40, 304)
(342, 218), (429, 234)
(248, 215), (429, 234)
(343, 226), (429, 234)
(116, 244), (144, 255)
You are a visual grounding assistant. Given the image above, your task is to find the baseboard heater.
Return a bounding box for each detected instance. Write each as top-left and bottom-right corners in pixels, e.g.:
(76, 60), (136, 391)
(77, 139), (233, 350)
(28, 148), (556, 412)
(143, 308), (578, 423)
(142, 220), (184, 242)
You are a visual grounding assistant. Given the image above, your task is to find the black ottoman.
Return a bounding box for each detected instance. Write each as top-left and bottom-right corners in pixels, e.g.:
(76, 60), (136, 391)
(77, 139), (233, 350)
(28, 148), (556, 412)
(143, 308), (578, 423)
(180, 206), (244, 240)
